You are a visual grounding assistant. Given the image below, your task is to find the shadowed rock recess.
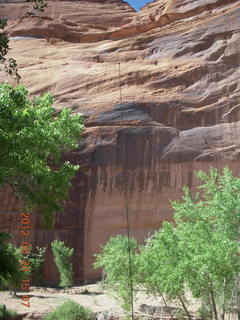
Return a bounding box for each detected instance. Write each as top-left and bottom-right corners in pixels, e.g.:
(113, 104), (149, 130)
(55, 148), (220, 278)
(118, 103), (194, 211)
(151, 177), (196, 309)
(0, 0), (239, 283)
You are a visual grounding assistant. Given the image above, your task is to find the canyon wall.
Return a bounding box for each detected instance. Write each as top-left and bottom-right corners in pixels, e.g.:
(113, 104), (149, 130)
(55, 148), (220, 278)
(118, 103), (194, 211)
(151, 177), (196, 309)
(0, 0), (239, 283)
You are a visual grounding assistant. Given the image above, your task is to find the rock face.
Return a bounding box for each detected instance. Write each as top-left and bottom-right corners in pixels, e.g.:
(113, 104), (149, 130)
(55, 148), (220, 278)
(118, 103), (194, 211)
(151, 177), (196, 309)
(0, 0), (239, 283)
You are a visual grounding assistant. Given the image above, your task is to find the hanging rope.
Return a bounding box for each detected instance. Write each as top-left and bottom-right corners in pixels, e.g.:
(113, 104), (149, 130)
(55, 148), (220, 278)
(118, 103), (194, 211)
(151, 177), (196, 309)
(118, 62), (134, 320)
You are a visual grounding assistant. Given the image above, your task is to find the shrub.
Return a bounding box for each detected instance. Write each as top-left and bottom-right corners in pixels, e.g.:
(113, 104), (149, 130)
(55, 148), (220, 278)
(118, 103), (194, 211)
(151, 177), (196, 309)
(27, 246), (46, 286)
(0, 234), (25, 295)
(51, 240), (73, 288)
(44, 300), (94, 320)
(4, 245), (25, 296)
(0, 304), (18, 319)
(94, 235), (139, 312)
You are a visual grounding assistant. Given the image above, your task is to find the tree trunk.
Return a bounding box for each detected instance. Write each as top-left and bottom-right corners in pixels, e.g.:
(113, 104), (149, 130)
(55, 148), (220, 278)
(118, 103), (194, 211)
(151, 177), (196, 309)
(161, 294), (175, 320)
(179, 295), (192, 320)
(221, 279), (227, 320)
(210, 289), (218, 320)
(208, 293), (213, 320)
(201, 294), (212, 320)
(237, 275), (240, 320)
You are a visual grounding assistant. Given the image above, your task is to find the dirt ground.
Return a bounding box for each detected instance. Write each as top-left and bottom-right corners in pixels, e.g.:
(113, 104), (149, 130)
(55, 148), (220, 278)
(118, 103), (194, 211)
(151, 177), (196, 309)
(0, 284), (237, 320)
(0, 283), (173, 319)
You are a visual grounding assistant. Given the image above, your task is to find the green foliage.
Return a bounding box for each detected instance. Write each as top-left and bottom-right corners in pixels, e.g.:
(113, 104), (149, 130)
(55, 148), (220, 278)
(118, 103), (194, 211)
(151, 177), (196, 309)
(0, 0), (47, 81)
(0, 18), (20, 82)
(139, 167), (240, 320)
(171, 167), (240, 320)
(27, 246), (46, 286)
(0, 233), (23, 291)
(0, 0), (83, 291)
(94, 235), (139, 311)
(173, 167), (240, 241)
(138, 223), (193, 320)
(0, 83), (83, 226)
(44, 300), (94, 320)
(0, 231), (11, 243)
(0, 304), (18, 319)
(26, 0), (48, 11)
(51, 240), (74, 288)
(139, 222), (186, 298)
(94, 168), (240, 320)
(3, 245), (25, 295)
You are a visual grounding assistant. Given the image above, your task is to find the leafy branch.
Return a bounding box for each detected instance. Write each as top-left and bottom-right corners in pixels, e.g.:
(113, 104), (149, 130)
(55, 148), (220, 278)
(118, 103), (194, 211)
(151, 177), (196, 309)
(0, 0), (48, 82)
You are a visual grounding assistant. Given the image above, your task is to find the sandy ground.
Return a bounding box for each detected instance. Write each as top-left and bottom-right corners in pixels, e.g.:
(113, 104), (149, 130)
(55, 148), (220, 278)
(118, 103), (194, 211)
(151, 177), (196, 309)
(1, 284), (238, 320)
(0, 283), (172, 319)
(1, 284), (120, 318)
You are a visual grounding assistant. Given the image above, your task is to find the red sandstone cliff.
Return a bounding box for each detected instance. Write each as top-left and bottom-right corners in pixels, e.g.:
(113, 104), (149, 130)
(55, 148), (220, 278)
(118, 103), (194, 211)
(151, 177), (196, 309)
(0, 0), (239, 283)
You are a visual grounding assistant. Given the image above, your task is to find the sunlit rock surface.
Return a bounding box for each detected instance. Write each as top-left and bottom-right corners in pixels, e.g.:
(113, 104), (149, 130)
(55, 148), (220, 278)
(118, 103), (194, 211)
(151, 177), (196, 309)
(0, 0), (239, 283)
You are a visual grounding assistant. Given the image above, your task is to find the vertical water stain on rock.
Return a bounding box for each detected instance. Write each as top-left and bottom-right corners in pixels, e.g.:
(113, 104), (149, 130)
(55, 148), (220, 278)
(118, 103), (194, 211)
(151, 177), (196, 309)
(0, 0), (239, 282)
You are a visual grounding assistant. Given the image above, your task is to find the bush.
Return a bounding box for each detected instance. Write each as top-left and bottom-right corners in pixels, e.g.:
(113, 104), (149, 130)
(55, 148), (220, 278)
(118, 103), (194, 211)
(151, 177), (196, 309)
(4, 244), (25, 296)
(51, 240), (73, 288)
(0, 304), (17, 319)
(27, 246), (46, 286)
(94, 235), (139, 311)
(0, 234), (24, 295)
(44, 300), (94, 320)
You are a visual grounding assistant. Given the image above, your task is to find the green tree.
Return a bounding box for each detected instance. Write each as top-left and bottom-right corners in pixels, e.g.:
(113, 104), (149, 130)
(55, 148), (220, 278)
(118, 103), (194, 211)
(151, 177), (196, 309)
(4, 245), (25, 297)
(27, 246), (46, 286)
(0, 232), (17, 287)
(139, 167), (240, 320)
(138, 222), (192, 320)
(0, 0), (83, 293)
(95, 168), (240, 320)
(94, 235), (139, 312)
(51, 240), (74, 288)
(171, 167), (240, 320)
(0, 233), (24, 296)
(0, 83), (83, 227)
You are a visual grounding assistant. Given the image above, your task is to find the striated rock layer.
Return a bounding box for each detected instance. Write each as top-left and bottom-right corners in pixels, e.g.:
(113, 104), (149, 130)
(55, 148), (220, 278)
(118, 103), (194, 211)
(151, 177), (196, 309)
(0, 0), (239, 283)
